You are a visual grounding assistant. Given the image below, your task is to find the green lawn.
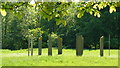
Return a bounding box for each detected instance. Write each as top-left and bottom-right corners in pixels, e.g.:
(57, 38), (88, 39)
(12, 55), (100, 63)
(1, 48), (118, 66)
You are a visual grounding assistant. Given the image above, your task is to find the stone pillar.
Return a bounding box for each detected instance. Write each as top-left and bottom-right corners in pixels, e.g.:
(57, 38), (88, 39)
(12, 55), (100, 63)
(81, 36), (84, 55)
(38, 36), (42, 55)
(31, 37), (33, 56)
(28, 38), (30, 56)
(76, 34), (84, 56)
(100, 36), (104, 57)
(58, 37), (62, 55)
(48, 35), (52, 56)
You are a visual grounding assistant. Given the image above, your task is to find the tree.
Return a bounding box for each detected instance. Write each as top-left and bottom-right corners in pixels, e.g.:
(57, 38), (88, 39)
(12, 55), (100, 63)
(1, 2), (120, 50)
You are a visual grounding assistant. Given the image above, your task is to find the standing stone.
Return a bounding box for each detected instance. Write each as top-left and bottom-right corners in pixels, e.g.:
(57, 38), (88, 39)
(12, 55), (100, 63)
(48, 35), (52, 56)
(58, 37), (62, 55)
(76, 34), (84, 56)
(38, 36), (42, 55)
(28, 38), (30, 56)
(100, 36), (104, 57)
(108, 34), (110, 56)
(31, 37), (33, 56)
(81, 36), (84, 55)
(76, 34), (80, 56)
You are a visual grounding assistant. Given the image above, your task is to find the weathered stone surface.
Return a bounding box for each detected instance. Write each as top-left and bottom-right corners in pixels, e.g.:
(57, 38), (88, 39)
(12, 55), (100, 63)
(100, 36), (104, 57)
(28, 38), (30, 56)
(31, 38), (33, 56)
(38, 37), (42, 55)
(76, 34), (84, 56)
(58, 37), (62, 55)
(48, 35), (52, 56)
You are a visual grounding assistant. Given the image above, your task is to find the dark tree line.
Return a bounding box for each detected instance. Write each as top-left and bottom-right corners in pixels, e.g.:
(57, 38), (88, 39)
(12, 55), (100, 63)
(1, 2), (120, 50)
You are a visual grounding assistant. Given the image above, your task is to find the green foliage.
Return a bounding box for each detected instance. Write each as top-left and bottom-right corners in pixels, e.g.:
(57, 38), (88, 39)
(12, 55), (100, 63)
(26, 28), (43, 38)
(1, 2), (120, 24)
(1, 2), (120, 50)
(77, 11), (84, 18)
(0, 9), (7, 16)
(109, 6), (116, 13)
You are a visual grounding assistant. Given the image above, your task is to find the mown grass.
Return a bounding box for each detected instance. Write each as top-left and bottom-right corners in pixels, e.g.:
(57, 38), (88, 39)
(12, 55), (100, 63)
(1, 48), (118, 66)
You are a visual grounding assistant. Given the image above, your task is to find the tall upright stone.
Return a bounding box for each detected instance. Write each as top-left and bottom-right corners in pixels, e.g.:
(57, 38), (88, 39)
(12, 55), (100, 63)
(108, 34), (110, 56)
(100, 36), (104, 57)
(76, 34), (84, 56)
(81, 36), (84, 55)
(48, 35), (52, 56)
(76, 34), (80, 56)
(28, 38), (30, 56)
(38, 36), (42, 55)
(58, 37), (62, 55)
(31, 37), (33, 56)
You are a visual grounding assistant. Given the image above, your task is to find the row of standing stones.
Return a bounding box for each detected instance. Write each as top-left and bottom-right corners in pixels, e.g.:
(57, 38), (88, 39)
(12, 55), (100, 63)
(28, 35), (104, 57)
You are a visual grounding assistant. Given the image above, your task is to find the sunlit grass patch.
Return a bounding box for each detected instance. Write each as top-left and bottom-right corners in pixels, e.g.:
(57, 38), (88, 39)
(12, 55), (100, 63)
(2, 48), (118, 66)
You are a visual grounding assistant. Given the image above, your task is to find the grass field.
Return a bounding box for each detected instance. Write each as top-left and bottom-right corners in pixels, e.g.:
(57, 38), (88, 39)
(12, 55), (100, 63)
(1, 48), (118, 66)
